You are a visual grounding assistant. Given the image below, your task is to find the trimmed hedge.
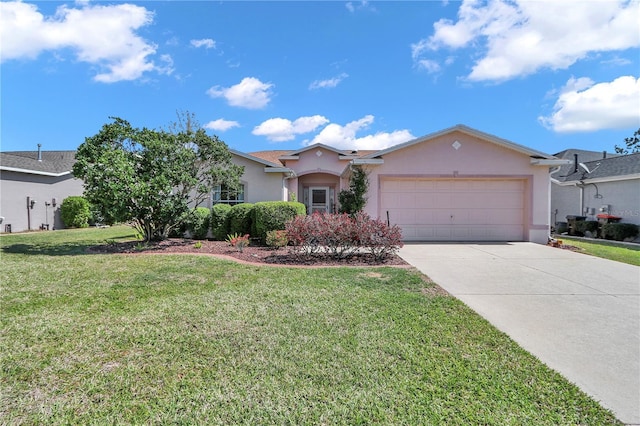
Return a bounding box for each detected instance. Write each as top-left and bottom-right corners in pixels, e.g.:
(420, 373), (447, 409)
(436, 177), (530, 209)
(211, 204), (232, 240)
(228, 203), (254, 236)
(60, 196), (91, 228)
(186, 207), (211, 240)
(603, 223), (639, 241)
(253, 201), (306, 242)
(574, 220), (598, 237)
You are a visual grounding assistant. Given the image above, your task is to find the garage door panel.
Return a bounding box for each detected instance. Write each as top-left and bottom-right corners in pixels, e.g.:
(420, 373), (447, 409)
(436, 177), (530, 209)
(380, 178), (525, 242)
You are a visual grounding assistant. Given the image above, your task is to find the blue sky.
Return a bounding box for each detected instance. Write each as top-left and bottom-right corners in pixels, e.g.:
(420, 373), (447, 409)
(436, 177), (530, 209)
(2, 0), (639, 156)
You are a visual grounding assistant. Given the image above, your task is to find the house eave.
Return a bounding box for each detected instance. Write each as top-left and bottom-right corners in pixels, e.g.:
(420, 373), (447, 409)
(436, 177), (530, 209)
(530, 158), (571, 166)
(552, 173), (640, 185)
(363, 124), (555, 160)
(0, 166), (72, 177)
(263, 167), (294, 174)
(351, 158), (384, 165)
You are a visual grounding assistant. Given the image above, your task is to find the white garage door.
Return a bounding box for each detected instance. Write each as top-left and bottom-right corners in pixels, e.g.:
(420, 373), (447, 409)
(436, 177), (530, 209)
(380, 178), (525, 241)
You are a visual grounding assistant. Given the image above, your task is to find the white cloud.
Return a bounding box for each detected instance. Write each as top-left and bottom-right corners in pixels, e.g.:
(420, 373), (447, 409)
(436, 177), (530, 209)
(346, 1), (375, 13)
(204, 119), (240, 132)
(416, 59), (441, 74)
(539, 76), (640, 132)
(309, 73), (349, 90)
(253, 115), (329, 142)
(207, 77), (274, 109)
(307, 115), (414, 150)
(0, 1), (166, 83)
(191, 38), (216, 49)
(412, 0), (640, 82)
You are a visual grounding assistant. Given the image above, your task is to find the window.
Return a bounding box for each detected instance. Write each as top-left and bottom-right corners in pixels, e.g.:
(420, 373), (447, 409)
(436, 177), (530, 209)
(213, 183), (245, 205)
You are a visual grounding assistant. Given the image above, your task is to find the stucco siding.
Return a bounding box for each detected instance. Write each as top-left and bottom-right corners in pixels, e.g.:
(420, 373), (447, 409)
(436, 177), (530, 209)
(200, 154), (285, 209)
(552, 178), (640, 226)
(0, 171), (84, 232)
(363, 131), (551, 243)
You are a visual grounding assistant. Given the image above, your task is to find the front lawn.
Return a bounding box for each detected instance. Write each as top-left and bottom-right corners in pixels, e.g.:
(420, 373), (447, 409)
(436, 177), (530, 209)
(1, 228), (621, 424)
(558, 235), (640, 266)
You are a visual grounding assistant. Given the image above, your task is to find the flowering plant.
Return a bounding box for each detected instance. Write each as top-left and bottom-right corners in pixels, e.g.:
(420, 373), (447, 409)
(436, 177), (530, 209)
(226, 233), (250, 252)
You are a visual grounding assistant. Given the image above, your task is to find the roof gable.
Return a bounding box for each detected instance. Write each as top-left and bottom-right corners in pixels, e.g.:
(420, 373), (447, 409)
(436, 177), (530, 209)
(363, 124), (555, 160)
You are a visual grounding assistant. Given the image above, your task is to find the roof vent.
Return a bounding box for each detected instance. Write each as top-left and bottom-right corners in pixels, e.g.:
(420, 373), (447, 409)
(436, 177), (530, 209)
(37, 144), (42, 162)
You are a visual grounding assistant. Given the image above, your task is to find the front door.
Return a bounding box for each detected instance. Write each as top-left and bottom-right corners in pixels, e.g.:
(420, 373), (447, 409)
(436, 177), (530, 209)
(309, 187), (330, 213)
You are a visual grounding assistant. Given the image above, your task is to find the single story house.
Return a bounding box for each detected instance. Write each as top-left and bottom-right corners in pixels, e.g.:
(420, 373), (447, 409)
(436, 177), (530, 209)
(214, 125), (566, 244)
(0, 148), (83, 232)
(551, 149), (640, 227)
(2, 125), (568, 243)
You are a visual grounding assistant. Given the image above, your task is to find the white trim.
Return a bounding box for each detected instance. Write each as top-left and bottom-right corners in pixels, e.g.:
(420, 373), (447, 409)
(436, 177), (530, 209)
(553, 174), (640, 185)
(0, 166), (72, 177)
(530, 159), (571, 166)
(230, 149), (282, 168)
(363, 124), (555, 160)
(309, 186), (330, 213)
(351, 158), (384, 165)
(263, 167), (294, 173)
(283, 142), (350, 157)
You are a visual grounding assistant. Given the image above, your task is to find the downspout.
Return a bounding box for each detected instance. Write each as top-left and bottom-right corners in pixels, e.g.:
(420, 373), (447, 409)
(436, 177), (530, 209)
(26, 197), (31, 231)
(283, 170), (296, 201)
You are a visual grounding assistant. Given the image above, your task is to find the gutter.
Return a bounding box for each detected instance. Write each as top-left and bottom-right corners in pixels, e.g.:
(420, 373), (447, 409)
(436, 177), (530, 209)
(0, 166), (72, 177)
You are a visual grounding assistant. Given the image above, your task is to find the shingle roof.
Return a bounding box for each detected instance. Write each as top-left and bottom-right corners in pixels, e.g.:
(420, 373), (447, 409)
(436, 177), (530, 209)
(552, 149), (639, 182)
(1, 150), (77, 176)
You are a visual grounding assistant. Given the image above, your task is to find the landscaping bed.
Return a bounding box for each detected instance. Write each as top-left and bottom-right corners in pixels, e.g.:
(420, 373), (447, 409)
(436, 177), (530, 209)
(88, 238), (410, 267)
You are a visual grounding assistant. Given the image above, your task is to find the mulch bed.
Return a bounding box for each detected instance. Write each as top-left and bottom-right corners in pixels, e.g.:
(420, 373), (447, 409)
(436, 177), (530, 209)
(88, 238), (410, 268)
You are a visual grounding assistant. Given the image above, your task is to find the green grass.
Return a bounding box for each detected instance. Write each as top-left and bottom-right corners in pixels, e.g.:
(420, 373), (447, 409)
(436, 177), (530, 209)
(558, 235), (640, 266)
(1, 227), (621, 424)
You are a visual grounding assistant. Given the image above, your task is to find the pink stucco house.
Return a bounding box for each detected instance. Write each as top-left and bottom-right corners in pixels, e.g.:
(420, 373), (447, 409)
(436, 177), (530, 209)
(214, 125), (567, 244)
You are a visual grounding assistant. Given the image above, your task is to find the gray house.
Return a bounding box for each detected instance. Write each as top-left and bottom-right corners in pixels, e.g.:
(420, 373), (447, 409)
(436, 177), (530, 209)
(0, 149), (83, 232)
(551, 149), (640, 228)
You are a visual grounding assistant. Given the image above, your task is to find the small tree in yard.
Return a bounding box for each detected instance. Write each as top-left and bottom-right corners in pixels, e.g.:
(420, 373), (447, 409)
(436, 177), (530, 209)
(338, 165), (368, 215)
(73, 114), (243, 241)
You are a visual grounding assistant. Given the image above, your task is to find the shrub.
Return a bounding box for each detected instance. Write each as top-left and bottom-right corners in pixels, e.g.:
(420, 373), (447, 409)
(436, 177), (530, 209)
(253, 201), (306, 242)
(60, 196), (92, 228)
(354, 213), (403, 262)
(226, 232), (250, 252)
(338, 166), (369, 215)
(211, 204), (232, 240)
(186, 207), (211, 240)
(603, 223), (639, 241)
(285, 212), (403, 262)
(228, 203), (254, 235)
(574, 220), (598, 237)
(266, 230), (289, 248)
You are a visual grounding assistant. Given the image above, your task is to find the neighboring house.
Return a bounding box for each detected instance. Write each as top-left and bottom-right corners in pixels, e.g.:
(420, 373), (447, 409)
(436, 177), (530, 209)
(551, 149), (640, 227)
(0, 148), (83, 232)
(2, 125), (568, 243)
(248, 124), (566, 244)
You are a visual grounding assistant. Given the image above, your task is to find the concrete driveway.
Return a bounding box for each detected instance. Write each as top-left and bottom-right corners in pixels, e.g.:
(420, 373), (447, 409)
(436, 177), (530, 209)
(399, 242), (640, 425)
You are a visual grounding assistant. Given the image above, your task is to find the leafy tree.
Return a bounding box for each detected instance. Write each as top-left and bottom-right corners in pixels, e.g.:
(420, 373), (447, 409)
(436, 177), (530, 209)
(73, 114), (243, 241)
(338, 165), (369, 214)
(615, 128), (640, 154)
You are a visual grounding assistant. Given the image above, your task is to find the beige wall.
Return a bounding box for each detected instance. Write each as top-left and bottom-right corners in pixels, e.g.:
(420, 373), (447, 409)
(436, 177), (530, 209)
(201, 154), (286, 209)
(0, 171), (84, 232)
